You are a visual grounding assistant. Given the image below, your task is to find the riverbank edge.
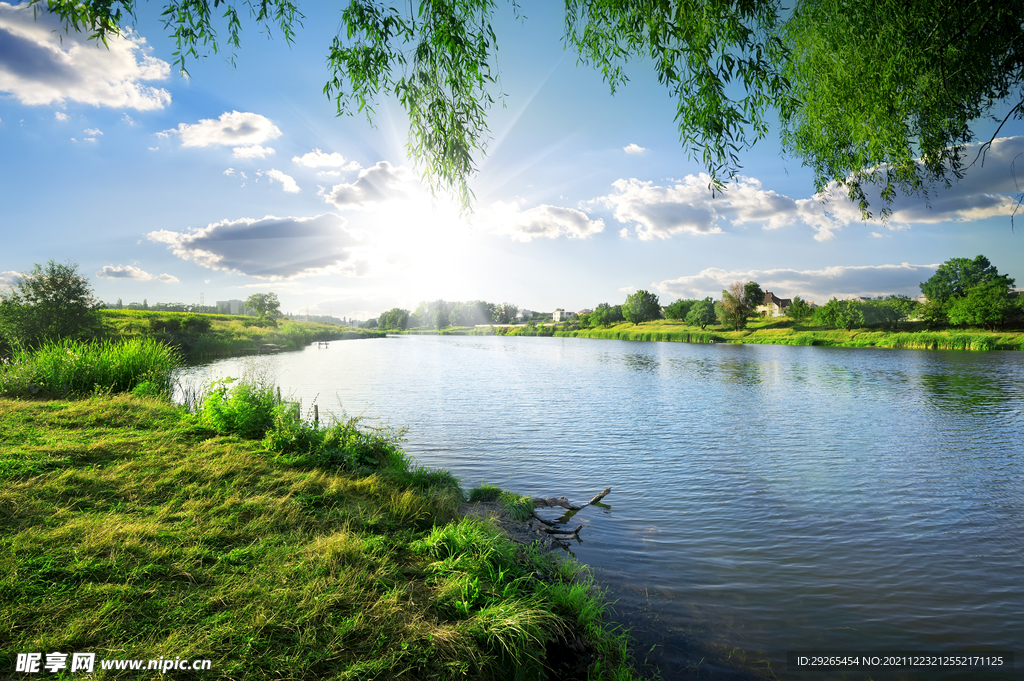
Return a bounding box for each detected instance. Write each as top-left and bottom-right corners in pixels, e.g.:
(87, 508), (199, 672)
(0, 393), (650, 680)
(393, 323), (1024, 351)
(98, 309), (387, 361)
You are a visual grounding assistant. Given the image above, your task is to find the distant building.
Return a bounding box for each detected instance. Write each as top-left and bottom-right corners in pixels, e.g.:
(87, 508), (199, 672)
(516, 309), (534, 321)
(577, 308), (593, 315)
(552, 308), (577, 322)
(216, 299), (253, 315)
(755, 291), (792, 318)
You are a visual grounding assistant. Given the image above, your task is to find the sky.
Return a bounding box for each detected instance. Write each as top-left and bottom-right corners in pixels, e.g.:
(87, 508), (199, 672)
(2, 2), (1023, 321)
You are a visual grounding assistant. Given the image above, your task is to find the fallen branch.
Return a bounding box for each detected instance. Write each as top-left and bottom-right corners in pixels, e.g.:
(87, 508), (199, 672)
(532, 487), (611, 511)
(540, 524), (582, 536)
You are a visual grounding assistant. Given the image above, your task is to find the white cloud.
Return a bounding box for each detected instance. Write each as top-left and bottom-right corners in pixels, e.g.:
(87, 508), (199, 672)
(147, 213), (367, 280)
(623, 143), (647, 154)
(654, 263), (940, 303)
(83, 127), (101, 136)
(0, 270), (23, 285)
(121, 113), (135, 125)
(148, 146), (158, 151)
(54, 111), (69, 122)
(96, 265), (178, 282)
(293, 148), (361, 170)
(233, 144), (274, 159)
(166, 111), (282, 155)
(263, 169), (300, 193)
(483, 201), (605, 242)
(223, 168), (235, 176)
(0, 2), (170, 109)
(320, 161), (415, 210)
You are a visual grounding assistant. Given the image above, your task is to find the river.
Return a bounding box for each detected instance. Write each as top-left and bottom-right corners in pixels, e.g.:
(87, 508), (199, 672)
(176, 335), (1023, 679)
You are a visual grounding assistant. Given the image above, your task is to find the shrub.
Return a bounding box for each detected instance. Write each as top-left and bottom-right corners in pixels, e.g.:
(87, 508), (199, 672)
(200, 377), (279, 439)
(181, 314), (212, 333)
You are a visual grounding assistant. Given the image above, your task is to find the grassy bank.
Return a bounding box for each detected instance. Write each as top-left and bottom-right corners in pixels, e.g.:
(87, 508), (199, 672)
(559, 319), (1024, 351)
(388, 319), (1024, 350)
(98, 310), (385, 360)
(0, 366), (648, 679)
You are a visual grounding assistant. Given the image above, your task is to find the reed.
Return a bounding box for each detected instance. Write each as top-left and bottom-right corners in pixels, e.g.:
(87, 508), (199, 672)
(0, 337), (180, 398)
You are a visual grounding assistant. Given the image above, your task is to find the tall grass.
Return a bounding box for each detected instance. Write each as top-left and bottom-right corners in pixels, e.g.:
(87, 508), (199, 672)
(469, 484), (535, 521)
(0, 337), (180, 398)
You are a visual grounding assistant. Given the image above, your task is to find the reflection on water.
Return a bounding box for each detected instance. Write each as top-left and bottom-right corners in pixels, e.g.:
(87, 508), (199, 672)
(177, 337), (1024, 680)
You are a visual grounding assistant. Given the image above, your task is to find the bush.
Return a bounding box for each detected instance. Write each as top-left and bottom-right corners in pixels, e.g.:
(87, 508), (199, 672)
(200, 377), (279, 439)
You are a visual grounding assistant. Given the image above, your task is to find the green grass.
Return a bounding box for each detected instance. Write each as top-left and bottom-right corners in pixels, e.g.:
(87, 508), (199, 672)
(562, 319), (1024, 351)
(468, 485), (535, 522)
(97, 309), (385, 360)
(0, 383), (650, 680)
(0, 337), (181, 399)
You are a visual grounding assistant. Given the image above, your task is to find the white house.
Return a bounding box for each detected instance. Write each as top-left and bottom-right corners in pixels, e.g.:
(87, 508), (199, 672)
(755, 291), (792, 318)
(552, 308), (577, 322)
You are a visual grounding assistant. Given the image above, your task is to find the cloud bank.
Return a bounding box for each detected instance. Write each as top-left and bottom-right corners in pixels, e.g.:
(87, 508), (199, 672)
(654, 263), (941, 303)
(97, 265), (178, 282)
(147, 213), (366, 280)
(0, 2), (170, 109)
(585, 137), (1024, 242)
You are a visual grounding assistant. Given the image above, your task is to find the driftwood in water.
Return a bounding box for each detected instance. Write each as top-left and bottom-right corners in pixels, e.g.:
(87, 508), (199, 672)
(540, 524), (582, 536)
(531, 487), (611, 511)
(528, 488), (612, 544)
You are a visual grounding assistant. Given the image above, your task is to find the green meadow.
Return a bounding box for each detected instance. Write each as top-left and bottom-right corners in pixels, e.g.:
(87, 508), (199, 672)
(0, 339), (649, 680)
(558, 318), (1024, 351)
(97, 309), (384, 360)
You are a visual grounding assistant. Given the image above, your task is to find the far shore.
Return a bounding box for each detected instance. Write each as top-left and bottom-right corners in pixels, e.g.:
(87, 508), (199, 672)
(389, 319), (1024, 352)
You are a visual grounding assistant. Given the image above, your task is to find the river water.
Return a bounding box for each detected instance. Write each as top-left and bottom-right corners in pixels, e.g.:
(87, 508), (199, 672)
(176, 335), (1023, 679)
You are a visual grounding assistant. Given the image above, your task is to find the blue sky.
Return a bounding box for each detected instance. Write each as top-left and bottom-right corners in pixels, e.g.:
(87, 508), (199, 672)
(2, 2), (1022, 320)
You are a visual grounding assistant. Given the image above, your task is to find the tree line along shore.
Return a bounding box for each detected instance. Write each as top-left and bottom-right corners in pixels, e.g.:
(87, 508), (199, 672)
(375, 256), (1024, 351)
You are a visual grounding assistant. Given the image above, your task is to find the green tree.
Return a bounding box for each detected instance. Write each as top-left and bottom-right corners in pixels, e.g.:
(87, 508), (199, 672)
(492, 302), (519, 324)
(622, 290), (661, 325)
(589, 302), (624, 327)
(245, 293), (282, 319)
(814, 298), (865, 331)
(863, 295), (919, 330)
(0, 260), (99, 350)
(947, 284), (1015, 331)
(45, 0), (1023, 217)
(685, 297), (717, 329)
(718, 281), (764, 330)
(664, 299), (697, 321)
(787, 296), (813, 322)
(920, 256), (1015, 304)
(377, 307), (410, 330)
(434, 305), (450, 330)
